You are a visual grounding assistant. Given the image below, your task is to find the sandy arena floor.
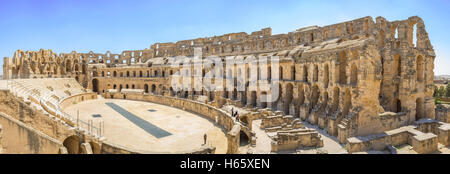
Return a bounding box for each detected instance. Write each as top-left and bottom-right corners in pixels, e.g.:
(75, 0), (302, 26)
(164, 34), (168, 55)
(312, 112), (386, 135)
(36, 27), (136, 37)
(63, 98), (227, 153)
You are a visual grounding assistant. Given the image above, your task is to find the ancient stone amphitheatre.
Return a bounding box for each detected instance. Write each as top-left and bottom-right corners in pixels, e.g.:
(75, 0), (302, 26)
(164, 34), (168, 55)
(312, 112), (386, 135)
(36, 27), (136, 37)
(1, 16), (449, 154)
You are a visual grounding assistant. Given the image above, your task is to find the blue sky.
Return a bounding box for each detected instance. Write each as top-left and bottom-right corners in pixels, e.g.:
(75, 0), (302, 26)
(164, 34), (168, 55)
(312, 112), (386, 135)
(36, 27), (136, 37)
(1, 0), (449, 75)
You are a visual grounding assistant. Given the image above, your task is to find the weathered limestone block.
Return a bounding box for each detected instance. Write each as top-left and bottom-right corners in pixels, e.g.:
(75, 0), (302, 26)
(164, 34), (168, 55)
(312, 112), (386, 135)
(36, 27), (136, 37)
(308, 110), (319, 125)
(318, 115), (328, 129)
(80, 143), (93, 154)
(299, 105), (310, 121)
(327, 117), (338, 136)
(438, 124), (450, 146)
(59, 146), (68, 154)
(435, 104), (450, 123)
(227, 124), (240, 154)
(0, 124), (2, 154)
(411, 133), (438, 154)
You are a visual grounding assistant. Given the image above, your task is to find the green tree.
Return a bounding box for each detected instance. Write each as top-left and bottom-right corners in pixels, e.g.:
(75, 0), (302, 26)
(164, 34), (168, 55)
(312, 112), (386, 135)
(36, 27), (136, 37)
(446, 84), (450, 97)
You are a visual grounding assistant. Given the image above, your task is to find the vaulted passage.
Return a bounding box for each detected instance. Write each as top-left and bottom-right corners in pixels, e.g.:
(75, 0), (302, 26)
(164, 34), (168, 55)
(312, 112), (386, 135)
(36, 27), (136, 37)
(63, 135), (80, 154)
(343, 89), (352, 116)
(92, 78), (99, 93)
(311, 85), (320, 108)
(144, 84), (149, 93)
(339, 51), (348, 84)
(251, 91), (257, 107)
(416, 98), (424, 120)
(324, 64), (329, 88)
(284, 83), (294, 113)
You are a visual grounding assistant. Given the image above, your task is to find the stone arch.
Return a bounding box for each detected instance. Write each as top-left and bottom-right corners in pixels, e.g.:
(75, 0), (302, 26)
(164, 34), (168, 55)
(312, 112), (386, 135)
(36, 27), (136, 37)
(343, 89), (352, 116)
(89, 142), (101, 154)
(311, 85), (320, 108)
(298, 84), (305, 105)
(291, 65), (295, 80)
(339, 51), (347, 84)
(350, 63), (358, 85)
(63, 135), (80, 154)
(251, 91), (257, 107)
(284, 83), (294, 113)
(261, 92), (268, 108)
(223, 88), (229, 99)
(324, 64), (329, 88)
(92, 78), (99, 93)
(113, 71), (117, 77)
(151, 84), (156, 94)
(313, 64), (319, 82)
(416, 55), (424, 82)
(144, 84), (149, 93)
(239, 131), (249, 146)
(303, 65), (308, 82)
(416, 98), (424, 120)
(332, 87), (340, 112)
(394, 98), (402, 113)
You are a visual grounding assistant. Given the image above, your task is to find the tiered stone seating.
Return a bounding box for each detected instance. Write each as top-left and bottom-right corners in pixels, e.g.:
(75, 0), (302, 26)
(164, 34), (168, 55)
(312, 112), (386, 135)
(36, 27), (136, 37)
(8, 78), (87, 118)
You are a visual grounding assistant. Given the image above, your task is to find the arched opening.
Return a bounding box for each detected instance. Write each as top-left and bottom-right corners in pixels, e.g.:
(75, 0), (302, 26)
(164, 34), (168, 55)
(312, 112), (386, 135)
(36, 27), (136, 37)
(339, 51), (347, 84)
(139, 71), (143, 77)
(291, 65), (295, 80)
(332, 87), (340, 112)
(416, 98), (424, 120)
(259, 92), (266, 108)
(324, 64), (329, 88)
(126, 84), (129, 89)
(416, 55), (424, 82)
(313, 65), (319, 82)
(89, 142), (101, 154)
(240, 91), (246, 105)
(284, 83), (294, 113)
(279, 66), (283, 80)
(298, 84), (305, 105)
(126, 71), (130, 77)
(350, 64), (358, 85)
(223, 88), (229, 99)
(210, 91), (215, 101)
(144, 84), (149, 93)
(394, 98), (402, 113)
(311, 85), (320, 108)
(63, 135), (80, 154)
(343, 89), (352, 116)
(303, 65), (308, 82)
(239, 131), (249, 146)
(170, 87), (175, 97)
(251, 91), (257, 107)
(92, 78), (99, 93)
(151, 84), (156, 94)
(233, 88), (238, 100)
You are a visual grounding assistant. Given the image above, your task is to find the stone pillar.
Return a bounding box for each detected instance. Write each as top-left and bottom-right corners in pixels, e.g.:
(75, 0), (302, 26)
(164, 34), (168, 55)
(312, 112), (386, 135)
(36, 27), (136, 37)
(0, 124), (3, 153)
(80, 143), (93, 154)
(226, 125), (240, 154)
